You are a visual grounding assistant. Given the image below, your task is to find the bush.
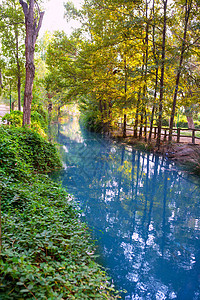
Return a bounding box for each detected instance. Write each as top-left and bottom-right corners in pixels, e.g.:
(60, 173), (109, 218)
(194, 121), (200, 129)
(0, 127), (62, 179)
(2, 109), (48, 136)
(162, 118), (169, 127)
(2, 110), (23, 126)
(178, 121), (188, 128)
(0, 126), (119, 299)
(0, 176), (118, 299)
(80, 110), (103, 133)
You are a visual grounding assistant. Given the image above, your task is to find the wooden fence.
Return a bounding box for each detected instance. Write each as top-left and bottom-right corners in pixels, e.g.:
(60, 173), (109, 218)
(117, 123), (200, 144)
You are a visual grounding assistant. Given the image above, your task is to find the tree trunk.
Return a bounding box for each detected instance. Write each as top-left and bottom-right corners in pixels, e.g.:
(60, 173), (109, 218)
(186, 115), (194, 129)
(149, 0), (159, 143)
(134, 89), (141, 138)
(14, 27), (21, 111)
(123, 113), (127, 137)
(144, 109), (147, 142)
(168, 0), (192, 141)
(123, 54), (128, 138)
(19, 0), (44, 126)
(0, 69), (3, 89)
(134, 62), (144, 138)
(139, 111), (143, 139)
(156, 0), (168, 148)
(149, 68), (158, 142)
(143, 0), (149, 143)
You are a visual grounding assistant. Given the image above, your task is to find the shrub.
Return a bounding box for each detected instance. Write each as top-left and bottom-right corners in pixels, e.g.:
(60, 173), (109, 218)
(178, 121), (188, 128)
(194, 121), (200, 129)
(162, 118), (169, 127)
(0, 126), (119, 299)
(2, 110), (23, 126)
(2, 109), (48, 136)
(80, 110), (102, 133)
(0, 127), (62, 178)
(0, 176), (118, 299)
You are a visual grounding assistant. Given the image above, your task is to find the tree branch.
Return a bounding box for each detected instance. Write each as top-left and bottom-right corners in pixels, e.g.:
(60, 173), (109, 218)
(34, 0), (41, 15)
(34, 10), (44, 43)
(19, 0), (28, 17)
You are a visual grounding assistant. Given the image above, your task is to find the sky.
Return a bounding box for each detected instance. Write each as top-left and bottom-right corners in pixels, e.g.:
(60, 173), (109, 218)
(39, 0), (83, 37)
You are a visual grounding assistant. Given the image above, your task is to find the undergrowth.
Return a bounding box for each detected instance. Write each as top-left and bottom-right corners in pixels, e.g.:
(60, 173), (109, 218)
(0, 126), (119, 299)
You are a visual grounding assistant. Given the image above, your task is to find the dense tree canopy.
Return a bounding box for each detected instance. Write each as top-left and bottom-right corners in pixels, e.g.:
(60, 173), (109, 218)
(45, 0), (200, 146)
(0, 0), (199, 144)
(0, 0), (25, 110)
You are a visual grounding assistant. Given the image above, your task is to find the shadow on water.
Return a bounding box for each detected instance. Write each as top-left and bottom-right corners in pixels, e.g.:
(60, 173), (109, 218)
(51, 119), (200, 300)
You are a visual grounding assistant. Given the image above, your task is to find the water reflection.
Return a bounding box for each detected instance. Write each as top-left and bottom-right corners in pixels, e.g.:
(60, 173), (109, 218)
(52, 119), (200, 300)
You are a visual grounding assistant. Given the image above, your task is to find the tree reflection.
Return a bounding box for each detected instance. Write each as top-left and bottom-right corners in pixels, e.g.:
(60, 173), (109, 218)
(52, 120), (200, 299)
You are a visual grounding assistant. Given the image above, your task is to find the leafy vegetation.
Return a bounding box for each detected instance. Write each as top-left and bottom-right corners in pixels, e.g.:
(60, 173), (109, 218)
(0, 126), (119, 299)
(44, 0), (200, 146)
(2, 109), (48, 137)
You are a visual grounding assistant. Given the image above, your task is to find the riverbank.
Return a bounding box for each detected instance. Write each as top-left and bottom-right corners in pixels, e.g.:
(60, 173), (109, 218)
(112, 134), (200, 174)
(0, 126), (119, 299)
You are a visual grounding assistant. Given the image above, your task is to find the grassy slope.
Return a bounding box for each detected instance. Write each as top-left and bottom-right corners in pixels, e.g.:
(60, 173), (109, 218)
(0, 126), (119, 299)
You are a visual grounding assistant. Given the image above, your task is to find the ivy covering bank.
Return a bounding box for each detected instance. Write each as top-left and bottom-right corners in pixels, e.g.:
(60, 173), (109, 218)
(0, 126), (119, 299)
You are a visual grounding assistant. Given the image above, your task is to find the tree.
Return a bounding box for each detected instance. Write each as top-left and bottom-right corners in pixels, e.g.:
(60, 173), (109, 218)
(168, 0), (193, 140)
(19, 0), (44, 126)
(54, 0), (199, 140)
(156, 0), (168, 148)
(0, 0), (25, 110)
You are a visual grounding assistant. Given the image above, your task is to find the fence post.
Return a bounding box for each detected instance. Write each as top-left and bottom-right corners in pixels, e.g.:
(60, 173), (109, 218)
(177, 128), (180, 143)
(192, 130), (195, 144)
(164, 129), (167, 141)
(154, 127), (157, 139)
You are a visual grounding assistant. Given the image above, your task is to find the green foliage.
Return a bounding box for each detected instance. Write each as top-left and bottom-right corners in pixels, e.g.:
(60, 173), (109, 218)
(2, 110), (23, 126)
(0, 126), (62, 178)
(0, 126), (119, 299)
(0, 0), (25, 105)
(178, 121), (188, 128)
(194, 121), (200, 129)
(45, 0), (200, 140)
(0, 176), (118, 299)
(162, 119), (169, 127)
(80, 109), (103, 132)
(2, 108), (48, 136)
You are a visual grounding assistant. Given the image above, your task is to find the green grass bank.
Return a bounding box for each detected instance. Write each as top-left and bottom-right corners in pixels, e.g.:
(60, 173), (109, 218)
(0, 126), (119, 299)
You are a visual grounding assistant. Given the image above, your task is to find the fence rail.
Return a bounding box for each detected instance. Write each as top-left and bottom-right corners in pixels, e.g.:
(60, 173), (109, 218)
(116, 123), (200, 144)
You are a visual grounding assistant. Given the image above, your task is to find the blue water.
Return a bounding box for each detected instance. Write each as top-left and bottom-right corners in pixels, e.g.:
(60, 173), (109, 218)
(53, 118), (200, 300)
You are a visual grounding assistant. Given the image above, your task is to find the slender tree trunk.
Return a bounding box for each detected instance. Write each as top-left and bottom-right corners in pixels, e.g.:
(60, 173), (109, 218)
(0, 69), (3, 89)
(168, 0), (192, 141)
(134, 89), (141, 138)
(144, 109), (147, 142)
(123, 113), (127, 137)
(108, 99), (112, 132)
(19, 0), (44, 126)
(149, 68), (158, 142)
(149, 0), (159, 142)
(14, 28), (21, 111)
(139, 6), (148, 141)
(123, 54), (128, 138)
(143, 0), (149, 143)
(156, 0), (168, 148)
(139, 111), (144, 139)
(134, 59), (144, 139)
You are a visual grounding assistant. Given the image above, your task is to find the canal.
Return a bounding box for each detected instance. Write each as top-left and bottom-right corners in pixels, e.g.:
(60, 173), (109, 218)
(52, 117), (200, 299)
